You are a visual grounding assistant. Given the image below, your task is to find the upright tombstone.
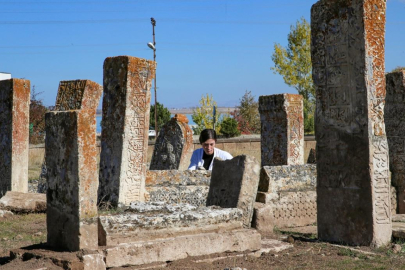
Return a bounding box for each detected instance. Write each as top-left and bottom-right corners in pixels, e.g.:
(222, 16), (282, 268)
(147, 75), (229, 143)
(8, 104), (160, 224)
(45, 109), (99, 251)
(386, 69), (405, 213)
(99, 56), (156, 206)
(0, 79), (30, 195)
(38, 80), (102, 192)
(311, 0), (391, 246)
(150, 114), (194, 170)
(45, 80), (102, 251)
(206, 155), (260, 227)
(258, 94), (304, 167)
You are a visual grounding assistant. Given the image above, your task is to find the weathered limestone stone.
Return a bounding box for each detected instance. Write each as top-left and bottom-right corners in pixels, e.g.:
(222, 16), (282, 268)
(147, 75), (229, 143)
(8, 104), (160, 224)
(45, 110), (98, 251)
(146, 169), (211, 186)
(147, 186), (209, 207)
(0, 191), (46, 213)
(0, 79), (30, 195)
(98, 202), (243, 245)
(386, 70), (405, 213)
(254, 165), (317, 232)
(79, 251), (106, 270)
(150, 114), (194, 170)
(311, 0), (391, 246)
(258, 165), (316, 194)
(258, 94), (304, 166)
(103, 229), (261, 268)
(253, 191), (317, 233)
(99, 56), (156, 206)
(55, 80), (102, 111)
(206, 155), (260, 227)
(146, 170), (211, 206)
(38, 79), (102, 192)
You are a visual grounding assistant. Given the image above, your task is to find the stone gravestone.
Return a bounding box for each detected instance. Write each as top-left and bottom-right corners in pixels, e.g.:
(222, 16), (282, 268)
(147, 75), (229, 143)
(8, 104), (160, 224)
(45, 109), (98, 251)
(55, 80), (103, 111)
(0, 79), (30, 196)
(150, 114), (193, 170)
(206, 155), (260, 227)
(38, 80), (102, 193)
(311, 0), (391, 246)
(258, 94), (304, 167)
(386, 69), (405, 213)
(99, 56), (156, 206)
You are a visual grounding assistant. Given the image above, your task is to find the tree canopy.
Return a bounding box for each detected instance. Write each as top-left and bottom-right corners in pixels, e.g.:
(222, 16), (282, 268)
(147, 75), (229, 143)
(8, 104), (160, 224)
(29, 86), (48, 144)
(149, 102), (171, 129)
(191, 94), (222, 135)
(271, 17), (315, 134)
(231, 90), (260, 134)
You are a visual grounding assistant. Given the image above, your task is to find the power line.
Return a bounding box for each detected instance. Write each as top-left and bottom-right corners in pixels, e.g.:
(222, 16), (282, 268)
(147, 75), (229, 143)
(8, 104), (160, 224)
(0, 18), (293, 25)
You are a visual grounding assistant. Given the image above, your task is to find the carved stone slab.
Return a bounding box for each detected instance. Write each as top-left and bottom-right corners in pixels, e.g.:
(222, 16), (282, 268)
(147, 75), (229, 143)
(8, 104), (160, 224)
(385, 70), (405, 213)
(45, 110), (98, 251)
(55, 80), (102, 111)
(98, 56), (156, 206)
(311, 0), (391, 246)
(0, 79), (30, 196)
(206, 155), (260, 227)
(150, 114), (193, 170)
(39, 79), (102, 192)
(258, 94), (304, 166)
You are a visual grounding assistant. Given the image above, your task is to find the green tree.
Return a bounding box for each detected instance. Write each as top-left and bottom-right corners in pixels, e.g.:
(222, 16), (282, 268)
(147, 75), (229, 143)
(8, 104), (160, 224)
(149, 102), (171, 129)
(192, 94), (222, 135)
(30, 85), (48, 144)
(220, 117), (240, 138)
(271, 17), (315, 134)
(231, 90), (260, 134)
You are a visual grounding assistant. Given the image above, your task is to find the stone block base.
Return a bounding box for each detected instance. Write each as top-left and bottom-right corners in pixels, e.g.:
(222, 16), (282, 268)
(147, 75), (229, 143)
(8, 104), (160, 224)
(99, 202), (243, 245)
(103, 229), (261, 268)
(0, 191), (46, 213)
(253, 191), (317, 233)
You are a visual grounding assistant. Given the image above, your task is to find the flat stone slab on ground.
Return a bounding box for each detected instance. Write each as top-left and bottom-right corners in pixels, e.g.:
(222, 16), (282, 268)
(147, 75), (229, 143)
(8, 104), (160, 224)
(99, 202), (243, 245)
(103, 228), (261, 268)
(0, 191), (46, 213)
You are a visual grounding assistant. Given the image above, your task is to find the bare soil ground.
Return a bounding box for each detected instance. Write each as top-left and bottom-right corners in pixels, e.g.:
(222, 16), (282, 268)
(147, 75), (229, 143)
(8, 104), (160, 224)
(2, 214), (405, 270)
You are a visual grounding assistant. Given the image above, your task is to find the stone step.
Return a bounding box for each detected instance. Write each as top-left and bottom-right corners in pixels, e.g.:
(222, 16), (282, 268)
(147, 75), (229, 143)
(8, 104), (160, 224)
(99, 203), (243, 245)
(103, 228), (261, 268)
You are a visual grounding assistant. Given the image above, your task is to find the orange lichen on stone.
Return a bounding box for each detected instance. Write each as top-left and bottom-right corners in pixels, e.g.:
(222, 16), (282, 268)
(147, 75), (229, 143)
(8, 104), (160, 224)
(174, 114), (189, 124)
(55, 80), (102, 112)
(0, 78), (30, 194)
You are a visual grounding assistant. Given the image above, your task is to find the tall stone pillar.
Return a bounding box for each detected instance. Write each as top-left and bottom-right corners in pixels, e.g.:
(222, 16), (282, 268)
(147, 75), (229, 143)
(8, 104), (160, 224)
(258, 94), (304, 166)
(150, 114), (194, 170)
(99, 56), (156, 206)
(386, 70), (405, 213)
(0, 79), (30, 195)
(311, 0), (391, 246)
(45, 109), (98, 251)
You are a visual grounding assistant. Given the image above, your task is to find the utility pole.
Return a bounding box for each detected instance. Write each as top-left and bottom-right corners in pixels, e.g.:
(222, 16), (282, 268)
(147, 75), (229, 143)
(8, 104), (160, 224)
(151, 17), (158, 137)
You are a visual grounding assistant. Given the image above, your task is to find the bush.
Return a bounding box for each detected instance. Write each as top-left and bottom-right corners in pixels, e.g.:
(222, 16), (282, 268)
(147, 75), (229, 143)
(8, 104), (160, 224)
(220, 117), (240, 138)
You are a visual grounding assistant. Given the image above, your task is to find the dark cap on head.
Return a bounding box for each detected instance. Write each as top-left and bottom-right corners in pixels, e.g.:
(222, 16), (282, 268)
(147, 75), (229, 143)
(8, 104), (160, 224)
(199, 129), (217, 144)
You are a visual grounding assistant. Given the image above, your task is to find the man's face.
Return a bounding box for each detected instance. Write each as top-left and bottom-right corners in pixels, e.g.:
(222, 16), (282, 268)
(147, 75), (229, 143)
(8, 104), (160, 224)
(202, 139), (215, 155)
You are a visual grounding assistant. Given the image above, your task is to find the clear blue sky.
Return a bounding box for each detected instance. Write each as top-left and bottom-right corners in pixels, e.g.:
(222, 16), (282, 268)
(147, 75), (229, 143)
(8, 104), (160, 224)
(1, 0), (404, 108)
